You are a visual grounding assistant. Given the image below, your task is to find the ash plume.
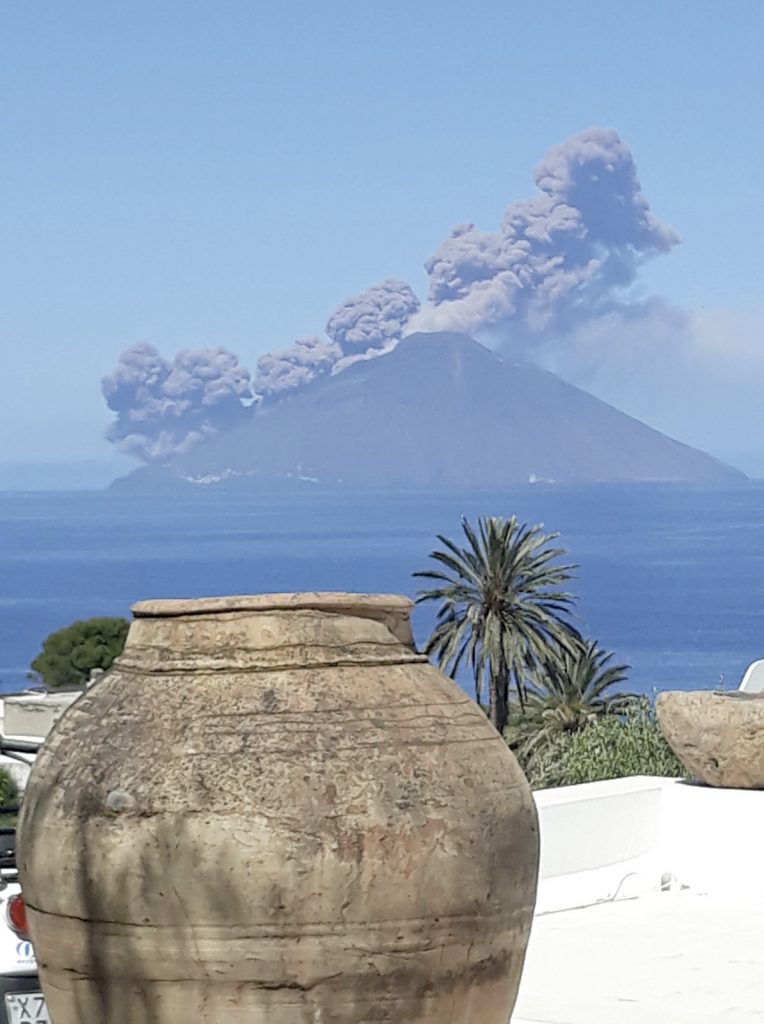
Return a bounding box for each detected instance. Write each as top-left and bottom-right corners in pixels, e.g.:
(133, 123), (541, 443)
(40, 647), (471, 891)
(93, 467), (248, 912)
(105, 127), (691, 461)
(254, 336), (342, 400)
(325, 277), (420, 355)
(407, 126), (680, 347)
(253, 278), (420, 399)
(102, 344), (253, 461)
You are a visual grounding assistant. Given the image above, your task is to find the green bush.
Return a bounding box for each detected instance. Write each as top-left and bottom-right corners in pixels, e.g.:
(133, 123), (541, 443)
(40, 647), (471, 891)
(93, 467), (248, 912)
(0, 769), (18, 806)
(30, 617), (129, 689)
(0, 769), (20, 823)
(513, 699), (685, 789)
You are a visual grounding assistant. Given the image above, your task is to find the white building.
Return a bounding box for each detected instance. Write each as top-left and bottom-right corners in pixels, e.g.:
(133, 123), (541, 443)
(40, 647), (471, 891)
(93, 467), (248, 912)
(0, 689), (81, 791)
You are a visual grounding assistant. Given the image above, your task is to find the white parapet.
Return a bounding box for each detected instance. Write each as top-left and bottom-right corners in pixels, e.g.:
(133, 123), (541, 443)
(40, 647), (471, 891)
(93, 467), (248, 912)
(533, 775), (667, 913)
(533, 774), (764, 913)
(519, 775), (764, 1023)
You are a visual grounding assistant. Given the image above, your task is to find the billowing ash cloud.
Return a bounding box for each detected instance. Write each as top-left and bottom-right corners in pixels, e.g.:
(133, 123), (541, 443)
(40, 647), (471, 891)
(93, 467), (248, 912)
(407, 127), (680, 344)
(105, 127), (689, 461)
(325, 277), (420, 352)
(253, 278), (420, 399)
(103, 343), (253, 461)
(254, 336), (342, 399)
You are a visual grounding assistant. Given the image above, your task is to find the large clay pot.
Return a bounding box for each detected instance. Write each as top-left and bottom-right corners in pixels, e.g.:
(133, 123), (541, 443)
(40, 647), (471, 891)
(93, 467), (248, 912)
(18, 593), (539, 1023)
(657, 689), (764, 788)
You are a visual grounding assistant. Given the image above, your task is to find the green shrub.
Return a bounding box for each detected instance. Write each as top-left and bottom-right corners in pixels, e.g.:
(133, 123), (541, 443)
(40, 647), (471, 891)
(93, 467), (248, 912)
(0, 769), (19, 823)
(30, 617), (129, 689)
(0, 769), (18, 806)
(513, 698), (685, 789)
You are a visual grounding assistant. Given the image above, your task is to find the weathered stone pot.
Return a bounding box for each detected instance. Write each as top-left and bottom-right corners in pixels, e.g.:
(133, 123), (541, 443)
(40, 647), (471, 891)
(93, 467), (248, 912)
(18, 593), (539, 1023)
(656, 689), (764, 788)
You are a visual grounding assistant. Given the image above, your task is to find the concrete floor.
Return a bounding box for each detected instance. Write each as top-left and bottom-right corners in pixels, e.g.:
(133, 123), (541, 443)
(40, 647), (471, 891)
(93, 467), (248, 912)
(513, 890), (764, 1023)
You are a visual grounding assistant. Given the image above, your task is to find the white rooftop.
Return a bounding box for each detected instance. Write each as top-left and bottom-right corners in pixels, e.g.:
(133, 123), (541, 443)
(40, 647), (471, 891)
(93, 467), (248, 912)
(515, 891), (764, 1023)
(513, 776), (764, 1024)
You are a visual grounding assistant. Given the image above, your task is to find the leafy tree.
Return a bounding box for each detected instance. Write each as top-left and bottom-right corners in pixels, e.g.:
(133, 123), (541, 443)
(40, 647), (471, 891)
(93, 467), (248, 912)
(30, 617), (129, 689)
(515, 699), (685, 789)
(507, 639), (640, 757)
(0, 770), (18, 808)
(0, 769), (20, 827)
(414, 515), (579, 734)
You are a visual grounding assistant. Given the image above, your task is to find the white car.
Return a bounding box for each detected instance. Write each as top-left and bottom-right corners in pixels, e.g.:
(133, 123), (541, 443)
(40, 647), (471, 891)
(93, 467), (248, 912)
(0, 740), (49, 1024)
(0, 829), (48, 1024)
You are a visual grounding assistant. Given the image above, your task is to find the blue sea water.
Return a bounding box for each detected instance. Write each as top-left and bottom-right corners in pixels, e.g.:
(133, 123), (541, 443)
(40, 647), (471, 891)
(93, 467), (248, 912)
(1, 483), (763, 697)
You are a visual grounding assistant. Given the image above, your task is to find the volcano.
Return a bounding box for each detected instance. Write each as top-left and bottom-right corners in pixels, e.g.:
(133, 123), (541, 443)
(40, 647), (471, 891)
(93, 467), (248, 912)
(113, 332), (744, 489)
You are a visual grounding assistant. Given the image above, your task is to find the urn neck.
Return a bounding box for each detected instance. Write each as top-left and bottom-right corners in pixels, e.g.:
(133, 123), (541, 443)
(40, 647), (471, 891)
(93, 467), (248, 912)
(119, 593), (424, 675)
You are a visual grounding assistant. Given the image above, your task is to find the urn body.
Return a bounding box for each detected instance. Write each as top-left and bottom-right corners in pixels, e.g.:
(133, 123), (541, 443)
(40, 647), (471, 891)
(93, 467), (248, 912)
(19, 593), (539, 1023)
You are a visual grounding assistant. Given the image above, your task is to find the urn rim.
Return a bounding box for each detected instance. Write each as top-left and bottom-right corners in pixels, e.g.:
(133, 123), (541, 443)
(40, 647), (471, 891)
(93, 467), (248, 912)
(131, 591), (414, 620)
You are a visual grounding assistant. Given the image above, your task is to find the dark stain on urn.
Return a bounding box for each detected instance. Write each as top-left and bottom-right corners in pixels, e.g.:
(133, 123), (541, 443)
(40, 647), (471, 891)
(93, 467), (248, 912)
(261, 687), (279, 713)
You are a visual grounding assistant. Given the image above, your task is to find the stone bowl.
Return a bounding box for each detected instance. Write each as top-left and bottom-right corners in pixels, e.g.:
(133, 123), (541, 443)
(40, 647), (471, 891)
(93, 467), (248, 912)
(656, 690), (764, 789)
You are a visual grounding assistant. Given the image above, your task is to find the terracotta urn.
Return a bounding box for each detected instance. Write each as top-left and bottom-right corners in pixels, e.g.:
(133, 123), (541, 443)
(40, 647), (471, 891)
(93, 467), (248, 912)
(18, 593), (539, 1023)
(657, 689), (764, 788)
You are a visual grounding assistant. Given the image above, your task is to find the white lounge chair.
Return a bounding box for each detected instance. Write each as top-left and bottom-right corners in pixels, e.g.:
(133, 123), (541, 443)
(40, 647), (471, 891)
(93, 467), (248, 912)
(739, 659), (764, 693)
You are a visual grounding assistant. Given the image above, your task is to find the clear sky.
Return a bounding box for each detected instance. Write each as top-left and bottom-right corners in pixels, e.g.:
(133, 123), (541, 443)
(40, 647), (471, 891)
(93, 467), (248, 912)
(2, 1), (763, 476)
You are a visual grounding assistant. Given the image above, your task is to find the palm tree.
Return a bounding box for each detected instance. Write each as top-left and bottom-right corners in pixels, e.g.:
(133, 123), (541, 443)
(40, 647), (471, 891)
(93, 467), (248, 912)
(508, 639), (639, 758)
(414, 515), (580, 734)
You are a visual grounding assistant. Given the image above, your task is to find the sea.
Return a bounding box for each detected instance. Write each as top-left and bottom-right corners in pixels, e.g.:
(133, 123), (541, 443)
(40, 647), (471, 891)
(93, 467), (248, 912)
(1, 482), (763, 698)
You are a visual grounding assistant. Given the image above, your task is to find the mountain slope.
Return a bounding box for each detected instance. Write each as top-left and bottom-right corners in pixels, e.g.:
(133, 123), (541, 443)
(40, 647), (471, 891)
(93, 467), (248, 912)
(115, 332), (744, 488)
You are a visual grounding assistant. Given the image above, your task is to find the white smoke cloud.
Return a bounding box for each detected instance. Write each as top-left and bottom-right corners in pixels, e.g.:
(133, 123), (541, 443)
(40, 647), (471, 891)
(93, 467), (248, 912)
(331, 338), (401, 375)
(543, 303), (764, 473)
(407, 126), (680, 349)
(102, 344), (253, 461)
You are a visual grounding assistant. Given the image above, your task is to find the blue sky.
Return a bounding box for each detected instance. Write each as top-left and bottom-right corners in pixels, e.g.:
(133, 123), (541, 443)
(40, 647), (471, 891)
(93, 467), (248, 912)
(2, 1), (763, 475)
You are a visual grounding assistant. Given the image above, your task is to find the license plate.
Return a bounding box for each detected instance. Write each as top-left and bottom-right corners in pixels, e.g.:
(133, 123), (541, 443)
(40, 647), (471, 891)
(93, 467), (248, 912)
(4, 993), (49, 1024)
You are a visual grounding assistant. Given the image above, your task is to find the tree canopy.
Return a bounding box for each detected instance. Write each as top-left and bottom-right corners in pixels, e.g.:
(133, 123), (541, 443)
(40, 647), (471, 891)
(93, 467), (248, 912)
(414, 514), (580, 734)
(30, 617), (129, 689)
(513, 699), (685, 789)
(0, 770), (18, 808)
(507, 639), (639, 758)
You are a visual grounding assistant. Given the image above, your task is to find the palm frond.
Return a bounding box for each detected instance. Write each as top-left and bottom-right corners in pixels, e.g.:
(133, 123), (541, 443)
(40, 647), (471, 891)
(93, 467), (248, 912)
(413, 514), (580, 733)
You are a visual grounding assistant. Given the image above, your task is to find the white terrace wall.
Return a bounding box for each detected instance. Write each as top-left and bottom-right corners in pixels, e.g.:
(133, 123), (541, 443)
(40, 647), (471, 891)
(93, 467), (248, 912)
(533, 775), (764, 914)
(533, 776), (667, 914)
